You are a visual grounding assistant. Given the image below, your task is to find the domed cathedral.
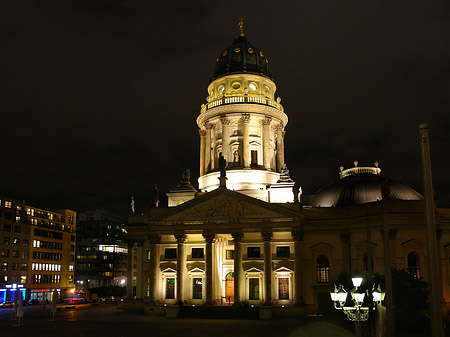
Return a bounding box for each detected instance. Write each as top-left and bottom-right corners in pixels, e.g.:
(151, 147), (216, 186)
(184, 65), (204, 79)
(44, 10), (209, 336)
(196, 18), (292, 202)
(125, 20), (450, 321)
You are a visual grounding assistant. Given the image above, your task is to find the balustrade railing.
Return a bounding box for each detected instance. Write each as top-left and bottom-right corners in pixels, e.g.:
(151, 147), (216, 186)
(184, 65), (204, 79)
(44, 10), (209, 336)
(200, 94), (284, 113)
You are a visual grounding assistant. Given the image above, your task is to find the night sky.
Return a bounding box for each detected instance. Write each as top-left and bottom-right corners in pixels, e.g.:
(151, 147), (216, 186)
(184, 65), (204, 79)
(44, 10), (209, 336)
(1, 1), (449, 216)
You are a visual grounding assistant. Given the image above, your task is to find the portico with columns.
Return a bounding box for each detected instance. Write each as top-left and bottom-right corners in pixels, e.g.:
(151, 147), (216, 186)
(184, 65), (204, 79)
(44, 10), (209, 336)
(126, 188), (304, 309)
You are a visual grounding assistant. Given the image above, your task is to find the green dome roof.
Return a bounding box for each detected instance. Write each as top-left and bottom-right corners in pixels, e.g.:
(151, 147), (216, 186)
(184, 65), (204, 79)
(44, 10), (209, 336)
(213, 35), (272, 80)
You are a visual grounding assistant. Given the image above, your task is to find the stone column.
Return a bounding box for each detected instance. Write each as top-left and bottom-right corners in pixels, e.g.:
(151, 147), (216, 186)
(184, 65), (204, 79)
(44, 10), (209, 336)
(220, 115), (230, 163)
(292, 230), (304, 306)
(262, 232), (273, 305)
(340, 232), (351, 272)
(210, 124), (216, 171)
(242, 114), (250, 168)
(205, 122), (211, 173)
(203, 232), (216, 305)
(136, 240), (145, 299)
(276, 124), (285, 172)
(232, 232), (244, 305)
(262, 116), (271, 170)
(148, 234), (160, 305)
(126, 241), (135, 300)
(175, 233), (187, 305)
(199, 129), (206, 176)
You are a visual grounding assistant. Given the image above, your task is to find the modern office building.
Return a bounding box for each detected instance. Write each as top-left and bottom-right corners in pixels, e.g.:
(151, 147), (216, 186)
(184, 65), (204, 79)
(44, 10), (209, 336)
(0, 196), (76, 302)
(75, 209), (128, 290)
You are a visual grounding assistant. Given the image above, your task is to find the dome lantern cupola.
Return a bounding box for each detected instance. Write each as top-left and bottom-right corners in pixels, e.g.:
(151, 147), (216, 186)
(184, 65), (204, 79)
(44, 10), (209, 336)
(213, 18), (272, 80)
(310, 162), (423, 207)
(196, 19), (295, 203)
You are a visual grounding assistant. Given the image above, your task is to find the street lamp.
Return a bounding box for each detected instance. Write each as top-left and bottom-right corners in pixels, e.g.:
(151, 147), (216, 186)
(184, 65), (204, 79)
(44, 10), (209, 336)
(330, 277), (385, 337)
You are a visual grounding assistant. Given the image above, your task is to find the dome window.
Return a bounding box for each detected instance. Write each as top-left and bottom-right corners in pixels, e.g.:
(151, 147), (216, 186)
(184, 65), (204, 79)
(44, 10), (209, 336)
(249, 83), (257, 91)
(218, 85), (225, 94)
(222, 50), (228, 56)
(248, 47), (254, 54)
(234, 47), (241, 53)
(232, 82), (241, 90)
(259, 51), (264, 57)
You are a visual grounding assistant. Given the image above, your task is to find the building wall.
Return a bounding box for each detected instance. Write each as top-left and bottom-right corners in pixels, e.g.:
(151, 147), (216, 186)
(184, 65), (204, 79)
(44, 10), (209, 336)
(0, 196), (76, 301)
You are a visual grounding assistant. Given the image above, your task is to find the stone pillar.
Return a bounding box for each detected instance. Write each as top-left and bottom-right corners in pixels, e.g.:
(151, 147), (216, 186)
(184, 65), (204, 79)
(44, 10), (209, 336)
(242, 114), (250, 168)
(175, 233), (187, 305)
(340, 232), (351, 272)
(262, 116), (271, 170)
(205, 122), (211, 173)
(292, 230), (304, 306)
(136, 240), (145, 299)
(262, 231), (273, 305)
(276, 124), (285, 172)
(148, 234), (160, 304)
(220, 115), (230, 163)
(232, 232), (244, 305)
(126, 241), (135, 300)
(203, 232), (216, 305)
(199, 129), (206, 176)
(210, 124), (216, 171)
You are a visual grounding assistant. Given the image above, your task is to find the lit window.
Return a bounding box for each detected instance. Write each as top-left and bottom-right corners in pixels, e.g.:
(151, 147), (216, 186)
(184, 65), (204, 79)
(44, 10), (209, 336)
(13, 238), (20, 245)
(193, 278), (202, 299)
(20, 276), (27, 284)
(226, 250), (234, 260)
(5, 201), (12, 208)
(316, 255), (330, 283)
(165, 278), (175, 299)
(249, 82), (257, 91)
(69, 265), (74, 271)
(278, 278), (289, 300)
(249, 278), (260, 300)
(147, 250), (151, 261)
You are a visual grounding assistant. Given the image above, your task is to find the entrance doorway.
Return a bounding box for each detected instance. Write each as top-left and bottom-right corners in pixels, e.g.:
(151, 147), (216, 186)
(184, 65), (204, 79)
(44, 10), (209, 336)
(225, 272), (234, 303)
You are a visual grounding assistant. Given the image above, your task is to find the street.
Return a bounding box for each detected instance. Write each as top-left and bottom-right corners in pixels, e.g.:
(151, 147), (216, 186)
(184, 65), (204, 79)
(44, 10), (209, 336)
(0, 303), (354, 337)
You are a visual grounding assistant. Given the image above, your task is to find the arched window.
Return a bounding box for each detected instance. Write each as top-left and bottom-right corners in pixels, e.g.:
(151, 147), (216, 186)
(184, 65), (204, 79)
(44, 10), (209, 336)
(316, 255), (330, 283)
(408, 251), (420, 279)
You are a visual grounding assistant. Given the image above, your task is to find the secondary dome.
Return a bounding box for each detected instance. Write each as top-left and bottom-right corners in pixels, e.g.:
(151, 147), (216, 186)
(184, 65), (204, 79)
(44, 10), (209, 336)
(310, 163), (423, 207)
(212, 19), (272, 80)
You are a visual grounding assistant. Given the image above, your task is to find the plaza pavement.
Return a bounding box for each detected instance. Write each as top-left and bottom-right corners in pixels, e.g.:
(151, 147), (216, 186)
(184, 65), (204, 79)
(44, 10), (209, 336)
(0, 303), (354, 337)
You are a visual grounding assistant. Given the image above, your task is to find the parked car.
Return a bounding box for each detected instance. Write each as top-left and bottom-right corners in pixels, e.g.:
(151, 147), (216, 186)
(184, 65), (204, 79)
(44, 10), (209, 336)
(28, 299), (40, 305)
(0, 301), (14, 308)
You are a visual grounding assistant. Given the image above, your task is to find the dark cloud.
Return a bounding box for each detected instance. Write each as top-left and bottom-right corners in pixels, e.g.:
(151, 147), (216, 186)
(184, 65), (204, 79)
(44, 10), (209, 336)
(1, 0), (449, 214)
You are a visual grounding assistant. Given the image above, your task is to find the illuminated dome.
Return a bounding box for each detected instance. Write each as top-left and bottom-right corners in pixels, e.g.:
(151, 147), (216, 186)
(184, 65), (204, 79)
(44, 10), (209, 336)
(213, 21), (271, 80)
(310, 163), (423, 207)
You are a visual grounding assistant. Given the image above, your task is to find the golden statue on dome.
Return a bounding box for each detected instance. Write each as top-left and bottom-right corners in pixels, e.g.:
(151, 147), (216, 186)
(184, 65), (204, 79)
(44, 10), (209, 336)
(238, 18), (244, 36)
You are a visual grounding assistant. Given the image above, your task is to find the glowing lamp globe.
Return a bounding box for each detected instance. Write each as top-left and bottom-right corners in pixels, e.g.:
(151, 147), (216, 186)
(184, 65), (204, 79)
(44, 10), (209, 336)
(352, 277), (363, 287)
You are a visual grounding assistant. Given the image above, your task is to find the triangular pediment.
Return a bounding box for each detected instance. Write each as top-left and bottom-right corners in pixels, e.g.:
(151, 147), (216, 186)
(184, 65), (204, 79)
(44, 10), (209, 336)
(274, 266), (293, 273)
(245, 266), (263, 273)
(402, 239), (425, 250)
(155, 188), (300, 222)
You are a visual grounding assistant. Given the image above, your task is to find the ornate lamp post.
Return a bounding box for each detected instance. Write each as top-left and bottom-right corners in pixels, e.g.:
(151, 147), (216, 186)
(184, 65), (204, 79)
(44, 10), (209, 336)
(330, 277), (385, 337)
